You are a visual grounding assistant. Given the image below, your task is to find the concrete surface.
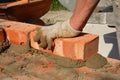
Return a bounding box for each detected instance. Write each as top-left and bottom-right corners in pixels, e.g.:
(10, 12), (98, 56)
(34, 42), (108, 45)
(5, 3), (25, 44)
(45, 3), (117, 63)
(58, 0), (112, 12)
(97, 0), (112, 8)
(83, 24), (120, 59)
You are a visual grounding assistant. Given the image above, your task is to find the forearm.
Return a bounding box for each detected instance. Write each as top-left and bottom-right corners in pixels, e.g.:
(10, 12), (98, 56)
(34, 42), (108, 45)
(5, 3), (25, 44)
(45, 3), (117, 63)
(70, 0), (100, 31)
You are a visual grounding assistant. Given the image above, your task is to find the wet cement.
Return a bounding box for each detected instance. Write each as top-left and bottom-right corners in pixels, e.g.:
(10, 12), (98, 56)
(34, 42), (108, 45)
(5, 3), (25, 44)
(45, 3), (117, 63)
(86, 53), (108, 69)
(0, 40), (10, 53)
(42, 52), (108, 69)
(7, 39), (31, 54)
(2, 41), (107, 69)
(8, 44), (31, 54)
(42, 52), (86, 68)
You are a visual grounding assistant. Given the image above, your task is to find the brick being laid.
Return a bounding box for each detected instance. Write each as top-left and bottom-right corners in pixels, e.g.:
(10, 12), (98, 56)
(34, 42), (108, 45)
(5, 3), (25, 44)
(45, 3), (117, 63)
(30, 31), (99, 61)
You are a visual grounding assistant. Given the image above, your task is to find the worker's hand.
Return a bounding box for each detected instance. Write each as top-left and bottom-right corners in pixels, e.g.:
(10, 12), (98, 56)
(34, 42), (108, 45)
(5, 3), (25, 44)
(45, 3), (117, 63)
(34, 19), (81, 50)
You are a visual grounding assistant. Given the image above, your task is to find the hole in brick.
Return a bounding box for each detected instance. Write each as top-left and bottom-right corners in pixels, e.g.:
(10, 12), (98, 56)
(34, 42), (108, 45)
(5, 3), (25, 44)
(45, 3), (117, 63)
(6, 25), (11, 28)
(20, 42), (25, 45)
(0, 28), (6, 42)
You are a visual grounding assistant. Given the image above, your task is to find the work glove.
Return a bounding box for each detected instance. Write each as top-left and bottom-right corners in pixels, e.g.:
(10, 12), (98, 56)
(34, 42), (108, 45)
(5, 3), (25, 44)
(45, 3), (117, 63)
(34, 19), (81, 50)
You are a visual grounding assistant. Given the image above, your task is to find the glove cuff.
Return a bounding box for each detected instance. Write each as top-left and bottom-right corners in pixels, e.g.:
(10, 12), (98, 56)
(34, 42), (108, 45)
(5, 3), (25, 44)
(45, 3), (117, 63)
(65, 19), (81, 36)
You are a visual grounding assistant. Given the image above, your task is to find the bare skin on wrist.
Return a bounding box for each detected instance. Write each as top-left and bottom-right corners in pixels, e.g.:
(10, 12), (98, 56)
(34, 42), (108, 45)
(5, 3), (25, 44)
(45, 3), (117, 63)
(70, 0), (100, 31)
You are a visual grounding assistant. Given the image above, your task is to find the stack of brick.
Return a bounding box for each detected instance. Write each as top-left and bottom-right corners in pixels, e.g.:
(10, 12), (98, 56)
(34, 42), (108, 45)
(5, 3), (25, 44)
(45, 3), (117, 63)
(0, 19), (99, 61)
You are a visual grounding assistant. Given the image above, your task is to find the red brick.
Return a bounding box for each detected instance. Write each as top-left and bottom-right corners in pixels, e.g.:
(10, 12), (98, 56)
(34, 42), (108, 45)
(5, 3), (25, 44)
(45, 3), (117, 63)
(30, 31), (99, 60)
(0, 29), (5, 42)
(0, 21), (39, 45)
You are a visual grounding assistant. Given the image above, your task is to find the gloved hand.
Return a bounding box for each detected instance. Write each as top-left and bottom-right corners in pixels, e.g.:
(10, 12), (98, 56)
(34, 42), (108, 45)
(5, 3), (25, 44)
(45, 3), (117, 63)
(34, 19), (81, 50)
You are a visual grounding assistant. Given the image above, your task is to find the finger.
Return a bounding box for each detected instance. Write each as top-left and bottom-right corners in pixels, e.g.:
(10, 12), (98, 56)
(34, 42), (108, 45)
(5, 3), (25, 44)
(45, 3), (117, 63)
(34, 28), (42, 42)
(34, 32), (41, 43)
(47, 38), (55, 50)
(39, 35), (47, 49)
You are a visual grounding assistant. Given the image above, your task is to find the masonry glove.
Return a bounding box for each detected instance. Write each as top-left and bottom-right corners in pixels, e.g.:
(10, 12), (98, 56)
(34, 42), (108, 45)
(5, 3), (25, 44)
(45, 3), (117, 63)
(34, 19), (81, 50)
